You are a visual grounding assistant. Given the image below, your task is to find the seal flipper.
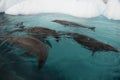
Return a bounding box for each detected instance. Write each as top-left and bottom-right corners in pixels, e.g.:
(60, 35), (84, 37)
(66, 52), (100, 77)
(45, 40), (52, 48)
(91, 51), (96, 56)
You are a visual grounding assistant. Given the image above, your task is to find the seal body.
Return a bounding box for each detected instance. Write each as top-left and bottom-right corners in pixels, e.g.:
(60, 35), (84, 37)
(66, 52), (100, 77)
(0, 36), (48, 69)
(52, 20), (96, 31)
(63, 32), (120, 55)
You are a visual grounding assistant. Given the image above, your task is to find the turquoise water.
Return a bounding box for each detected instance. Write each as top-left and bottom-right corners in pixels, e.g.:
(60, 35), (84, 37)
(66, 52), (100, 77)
(0, 13), (120, 80)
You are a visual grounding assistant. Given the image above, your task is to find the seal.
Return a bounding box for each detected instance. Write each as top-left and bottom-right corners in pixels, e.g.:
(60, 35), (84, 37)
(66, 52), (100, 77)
(8, 26), (60, 42)
(62, 32), (120, 55)
(0, 36), (48, 69)
(52, 20), (96, 32)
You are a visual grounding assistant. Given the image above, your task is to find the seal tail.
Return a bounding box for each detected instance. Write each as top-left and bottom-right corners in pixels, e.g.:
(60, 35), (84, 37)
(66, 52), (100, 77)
(37, 53), (48, 70)
(88, 27), (96, 32)
(37, 47), (48, 70)
(38, 59), (46, 70)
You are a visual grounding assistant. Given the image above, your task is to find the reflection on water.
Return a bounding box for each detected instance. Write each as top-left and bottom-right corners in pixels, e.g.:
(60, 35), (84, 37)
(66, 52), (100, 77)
(0, 13), (120, 80)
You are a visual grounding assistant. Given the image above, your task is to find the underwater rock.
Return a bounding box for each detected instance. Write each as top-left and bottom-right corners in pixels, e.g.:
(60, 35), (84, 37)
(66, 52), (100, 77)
(52, 20), (96, 32)
(0, 36), (49, 69)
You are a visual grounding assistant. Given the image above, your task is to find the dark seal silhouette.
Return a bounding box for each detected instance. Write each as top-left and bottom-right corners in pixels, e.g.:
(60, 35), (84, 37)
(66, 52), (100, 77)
(0, 36), (49, 69)
(8, 26), (60, 42)
(61, 32), (120, 55)
(52, 20), (96, 31)
(7, 23), (61, 47)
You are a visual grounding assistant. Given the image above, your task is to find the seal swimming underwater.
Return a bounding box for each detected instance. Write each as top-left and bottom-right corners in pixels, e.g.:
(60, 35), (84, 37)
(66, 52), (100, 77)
(61, 32), (120, 55)
(8, 26), (60, 42)
(52, 20), (96, 32)
(0, 36), (48, 69)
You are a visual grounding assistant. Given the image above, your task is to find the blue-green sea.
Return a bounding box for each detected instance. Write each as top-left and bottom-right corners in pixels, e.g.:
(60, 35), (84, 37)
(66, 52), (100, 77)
(0, 13), (120, 80)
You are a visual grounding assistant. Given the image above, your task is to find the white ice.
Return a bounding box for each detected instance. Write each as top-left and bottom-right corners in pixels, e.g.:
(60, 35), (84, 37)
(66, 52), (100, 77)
(0, 0), (24, 12)
(5, 0), (106, 18)
(103, 0), (120, 20)
(1, 0), (120, 20)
